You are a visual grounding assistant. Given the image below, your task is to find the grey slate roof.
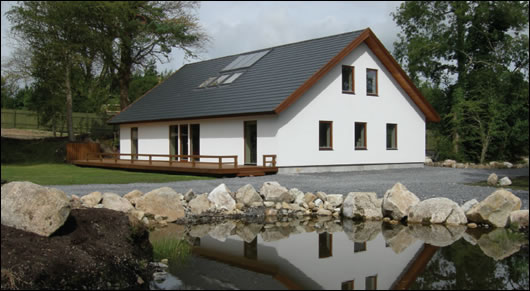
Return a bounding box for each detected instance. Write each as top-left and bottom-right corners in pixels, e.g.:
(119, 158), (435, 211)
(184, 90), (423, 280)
(108, 29), (365, 124)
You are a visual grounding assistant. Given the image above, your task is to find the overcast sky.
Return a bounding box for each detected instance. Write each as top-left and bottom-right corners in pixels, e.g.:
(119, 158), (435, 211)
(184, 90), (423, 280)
(1, 1), (403, 74)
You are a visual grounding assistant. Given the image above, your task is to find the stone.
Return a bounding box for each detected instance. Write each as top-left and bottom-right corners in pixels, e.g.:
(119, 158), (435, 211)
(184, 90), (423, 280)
(326, 194), (344, 208)
(467, 223), (478, 228)
(343, 192), (383, 220)
(316, 191), (328, 201)
(503, 162), (513, 169)
(509, 210), (529, 230)
(382, 183), (420, 221)
(466, 189), (521, 227)
(260, 181), (293, 202)
(129, 210), (145, 221)
(442, 159), (457, 168)
(290, 188), (305, 205)
(455, 163), (466, 169)
(183, 189), (196, 202)
(314, 199), (323, 207)
(499, 177), (512, 186)
(102, 193), (134, 213)
(408, 198), (467, 225)
(235, 184), (263, 206)
(70, 195), (82, 209)
(263, 201), (275, 208)
(265, 208), (278, 216)
(189, 194), (214, 215)
(425, 157), (433, 165)
(408, 224), (466, 247)
(1, 182), (71, 237)
(123, 190), (143, 206)
(250, 201), (264, 208)
(275, 202), (282, 210)
(303, 192), (317, 204)
(208, 184), (236, 212)
(81, 191), (103, 207)
(461, 199), (479, 213)
(316, 208), (332, 216)
(487, 173), (498, 186)
(235, 202), (245, 210)
(281, 202), (291, 209)
(135, 187), (186, 222)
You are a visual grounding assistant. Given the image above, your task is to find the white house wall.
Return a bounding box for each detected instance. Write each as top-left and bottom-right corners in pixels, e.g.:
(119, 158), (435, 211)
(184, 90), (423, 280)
(275, 43), (426, 168)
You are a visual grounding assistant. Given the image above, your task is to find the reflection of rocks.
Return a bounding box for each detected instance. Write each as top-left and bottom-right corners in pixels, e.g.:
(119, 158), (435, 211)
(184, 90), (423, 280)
(343, 220), (381, 242)
(150, 223), (188, 242)
(382, 224), (417, 254)
(466, 189), (521, 228)
(208, 221), (237, 242)
(236, 222), (263, 243)
(408, 224), (466, 247)
(189, 224), (213, 238)
(261, 225), (294, 242)
(477, 228), (526, 261)
(408, 198), (467, 225)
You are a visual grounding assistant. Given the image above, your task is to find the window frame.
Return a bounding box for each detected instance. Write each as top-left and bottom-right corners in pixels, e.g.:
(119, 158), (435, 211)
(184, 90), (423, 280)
(342, 65), (355, 94)
(354, 122), (367, 150)
(366, 68), (378, 96)
(386, 123), (398, 150)
(319, 121), (333, 151)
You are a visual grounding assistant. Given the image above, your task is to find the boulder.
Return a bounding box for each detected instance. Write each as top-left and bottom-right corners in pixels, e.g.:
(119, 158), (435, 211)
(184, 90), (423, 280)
(487, 173), (498, 186)
(260, 182), (293, 202)
(291, 188), (305, 205)
(1, 181), (71, 237)
(382, 183), (420, 221)
(135, 187), (185, 222)
(208, 184), (236, 212)
(303, 192), (317, 204)
(509, 210), (529, 230)
(466, 189), (521, 227)
(408, 198), (467, 225)
(183, 189), (196, 202)
(343, 192), (382, 220)
(123, 190), (143, 206)
(235, 184), (263, 206)
(81, 191), (103, 207)
(102, 193), (134, 213)
(499, 177), (512, 186)
(461, 199), (479, 213)
(326, 194), (344, 208)
(189, 194), (214, 215)
(316, 208), (332, 216)
(503, 162), (513, 169)
(442, 159), (457, 168)
(425, 157), (433, 165)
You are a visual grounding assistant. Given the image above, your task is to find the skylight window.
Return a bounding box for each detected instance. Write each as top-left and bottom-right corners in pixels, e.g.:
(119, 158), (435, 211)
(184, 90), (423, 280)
(221, 50), (270, 72)
(198, 77), (216, 88)
(208, 74), (230, 87)
(223, 72), (243, 84)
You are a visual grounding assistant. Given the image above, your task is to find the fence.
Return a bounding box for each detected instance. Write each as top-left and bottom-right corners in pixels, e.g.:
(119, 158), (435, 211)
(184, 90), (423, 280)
(1, 109), (116, 136)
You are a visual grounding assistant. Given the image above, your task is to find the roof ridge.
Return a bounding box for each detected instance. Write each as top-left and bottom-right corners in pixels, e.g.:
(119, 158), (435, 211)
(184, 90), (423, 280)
(186, 28), (368, 66)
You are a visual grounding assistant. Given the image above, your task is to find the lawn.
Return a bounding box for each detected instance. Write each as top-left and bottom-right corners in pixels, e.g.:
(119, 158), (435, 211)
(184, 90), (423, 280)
(466, 176), (529, 191)
(1, 163), (214, 185)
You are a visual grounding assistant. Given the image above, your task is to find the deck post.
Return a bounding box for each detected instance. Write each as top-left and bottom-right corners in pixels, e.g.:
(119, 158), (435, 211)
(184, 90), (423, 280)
(191, 156), (196, 168)
(235, 156), (238, 168)
(149, 155), (152, 165)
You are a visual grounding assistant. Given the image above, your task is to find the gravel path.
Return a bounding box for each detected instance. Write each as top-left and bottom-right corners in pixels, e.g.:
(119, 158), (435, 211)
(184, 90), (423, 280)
(52, 166), (529, 209)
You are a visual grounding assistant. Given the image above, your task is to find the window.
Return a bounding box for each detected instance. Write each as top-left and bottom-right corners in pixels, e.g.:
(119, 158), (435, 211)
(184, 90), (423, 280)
(355, 122), (367, 150)
(366, 69), (378, 95)
(387, 124), (397, 150)
(223, 72), (243, 84)
(198, 76), (216, 88)
(319, 121), (333, 150)
(169, 125), (178, 160)
(342, 66), (354, 93)
(365, 275), (378, 290)
(341, 280), (354, 290)
(208, 74), (230, 87)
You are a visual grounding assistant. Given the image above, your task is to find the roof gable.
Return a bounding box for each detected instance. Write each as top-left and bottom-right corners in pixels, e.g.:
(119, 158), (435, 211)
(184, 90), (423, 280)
(109, 28), (439, 124)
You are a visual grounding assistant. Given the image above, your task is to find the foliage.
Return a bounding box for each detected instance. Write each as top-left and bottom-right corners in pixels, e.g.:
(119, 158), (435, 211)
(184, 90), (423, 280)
(150, 238), (192, 265)
(393, 1), (529, 163)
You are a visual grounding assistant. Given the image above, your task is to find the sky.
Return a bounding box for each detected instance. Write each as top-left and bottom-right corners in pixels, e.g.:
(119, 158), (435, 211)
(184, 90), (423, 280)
(1, 1), (403, 74)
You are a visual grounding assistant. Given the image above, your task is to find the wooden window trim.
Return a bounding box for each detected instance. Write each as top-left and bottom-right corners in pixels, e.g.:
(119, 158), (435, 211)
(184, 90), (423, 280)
(387, 123), (398, 150)
(342, 65), (355, 94)
(366, 68), (378, 96)
(319, 121), (333, 150)
(354, 122), (367, 150)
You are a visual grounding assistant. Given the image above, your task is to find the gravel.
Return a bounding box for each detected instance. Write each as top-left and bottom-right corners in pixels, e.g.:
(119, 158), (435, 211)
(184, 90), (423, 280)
(52, 166), (529, 209)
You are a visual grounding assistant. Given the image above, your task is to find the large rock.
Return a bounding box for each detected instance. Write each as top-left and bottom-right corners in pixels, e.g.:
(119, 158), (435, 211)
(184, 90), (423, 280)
(499, 177), (512, 186)
(461, 199), (478, 213)
(123, 190), (143, 206)
(303, 192), (317, 204)
(208, 184), (236, 212)
(408, 198), (467, 225)
(189, 194), (214, 215)
(466, 189), (521, 227)
(235, 184), (263, 207)
(1, 181), (71, 237)
(102, 193), (134, 213)
(326, 194), (344, 208)
(135, 187), (185, 222)
(382, 183), (420, 221)
(80, 191), (103, 207)
(487, 173), (498, 186)
(509, 210), (529, 230)
(343, 192), (382, 220)
(260, 182), (293, 203)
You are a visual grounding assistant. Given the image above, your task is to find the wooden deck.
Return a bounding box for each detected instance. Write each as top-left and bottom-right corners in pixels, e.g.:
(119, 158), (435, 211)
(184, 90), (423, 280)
(72, 153), (278, 177)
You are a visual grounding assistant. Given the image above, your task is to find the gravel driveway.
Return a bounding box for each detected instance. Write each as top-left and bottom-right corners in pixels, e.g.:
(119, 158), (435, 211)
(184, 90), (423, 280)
(52, 166), (529, 209)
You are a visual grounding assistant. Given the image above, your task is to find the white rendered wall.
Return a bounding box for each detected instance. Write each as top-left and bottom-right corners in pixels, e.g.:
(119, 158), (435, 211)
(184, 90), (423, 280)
(119, 126), (131, 159)
(274, 43), (426, 168)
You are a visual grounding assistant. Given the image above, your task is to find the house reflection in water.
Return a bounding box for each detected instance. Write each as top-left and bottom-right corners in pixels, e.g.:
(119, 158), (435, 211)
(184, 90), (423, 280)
(189, 221), (427, 290)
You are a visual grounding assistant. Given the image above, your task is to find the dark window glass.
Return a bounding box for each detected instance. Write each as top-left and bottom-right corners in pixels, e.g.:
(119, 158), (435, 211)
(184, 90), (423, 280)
(387, 124), (397, 149)
(342, 66), (354, 92)
(355, 122), (367, 149)
(367, 69), (377, 95)
(319, 121), (333, 150)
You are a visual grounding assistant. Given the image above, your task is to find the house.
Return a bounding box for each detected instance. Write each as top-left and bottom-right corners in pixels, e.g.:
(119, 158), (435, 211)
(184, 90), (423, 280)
(108, 28), (440, 174)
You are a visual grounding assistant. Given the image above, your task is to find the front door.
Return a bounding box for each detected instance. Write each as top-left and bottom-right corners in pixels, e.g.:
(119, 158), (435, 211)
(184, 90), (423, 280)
(244, 121), (257, 165)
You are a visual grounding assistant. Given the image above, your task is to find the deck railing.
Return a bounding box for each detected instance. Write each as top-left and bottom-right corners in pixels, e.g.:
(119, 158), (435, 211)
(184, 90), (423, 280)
(85, 153), (277, 169)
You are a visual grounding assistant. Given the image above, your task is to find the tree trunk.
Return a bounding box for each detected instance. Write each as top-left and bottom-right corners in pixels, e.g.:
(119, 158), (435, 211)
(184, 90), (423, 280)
(119, 69), (131, 110)
(65, 65), (75, 142)
(118, 38), (133, 110)
(480, 135), (490, 164)
(452, 2), (468, 155)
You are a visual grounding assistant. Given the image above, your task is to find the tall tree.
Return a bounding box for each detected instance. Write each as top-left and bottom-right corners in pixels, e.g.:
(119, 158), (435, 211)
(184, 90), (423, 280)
(392, 1), (529, 162)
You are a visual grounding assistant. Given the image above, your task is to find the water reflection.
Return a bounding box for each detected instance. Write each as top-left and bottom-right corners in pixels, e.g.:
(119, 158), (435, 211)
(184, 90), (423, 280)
(150, 218), (528, 290)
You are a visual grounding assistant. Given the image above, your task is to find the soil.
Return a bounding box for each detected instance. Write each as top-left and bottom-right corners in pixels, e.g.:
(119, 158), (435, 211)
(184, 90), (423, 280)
(1, 208), (154, 290)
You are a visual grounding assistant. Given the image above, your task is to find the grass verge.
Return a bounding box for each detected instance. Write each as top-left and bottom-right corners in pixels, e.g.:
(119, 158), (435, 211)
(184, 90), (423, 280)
(465, 176), (529, 191)
(1, 163), (214, 185)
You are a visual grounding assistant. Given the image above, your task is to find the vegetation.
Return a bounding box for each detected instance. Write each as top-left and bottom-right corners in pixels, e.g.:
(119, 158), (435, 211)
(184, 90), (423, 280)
(150, 237), (192, 265)
(392, 1), (529, 163)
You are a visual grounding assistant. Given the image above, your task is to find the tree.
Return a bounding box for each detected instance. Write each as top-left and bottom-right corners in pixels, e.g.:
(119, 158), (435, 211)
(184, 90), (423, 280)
(86, 1), (207, 109)
(392, 1), (529, 162)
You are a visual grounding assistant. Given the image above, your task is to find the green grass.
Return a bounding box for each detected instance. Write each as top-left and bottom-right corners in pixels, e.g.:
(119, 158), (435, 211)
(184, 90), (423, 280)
(1, 163), (214, 185)
(151, 237), (192, 264)
(465, 176), (529, 191)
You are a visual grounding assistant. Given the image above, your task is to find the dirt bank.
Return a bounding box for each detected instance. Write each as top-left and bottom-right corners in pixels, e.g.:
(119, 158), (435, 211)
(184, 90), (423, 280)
(1, 208), (154, 290)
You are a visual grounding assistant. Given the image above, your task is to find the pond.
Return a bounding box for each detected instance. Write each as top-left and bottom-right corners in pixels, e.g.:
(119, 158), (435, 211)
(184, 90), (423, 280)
(149, 217), (528, 290)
